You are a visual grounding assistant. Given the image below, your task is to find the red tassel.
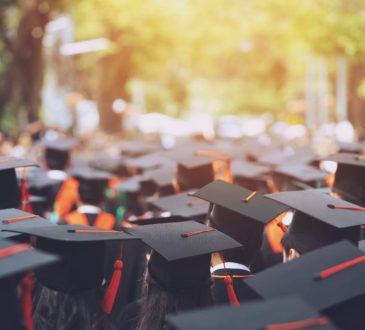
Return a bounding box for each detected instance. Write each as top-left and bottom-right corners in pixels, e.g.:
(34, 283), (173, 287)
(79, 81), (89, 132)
(224, 276), (240, 305)
(21, 272), (33, 330)
(20, 176), (33, 213)
(103, 258), (123, 314)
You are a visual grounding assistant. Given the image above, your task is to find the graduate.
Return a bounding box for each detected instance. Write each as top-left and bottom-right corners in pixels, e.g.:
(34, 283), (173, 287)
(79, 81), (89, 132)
(118, 220), (241, 330)
(266, 189), (363, 262)
(192, 180), (289, 304)
(42, 138), (78, 220)
(61, 167), (116, 230)
(4, 224), (139, 330)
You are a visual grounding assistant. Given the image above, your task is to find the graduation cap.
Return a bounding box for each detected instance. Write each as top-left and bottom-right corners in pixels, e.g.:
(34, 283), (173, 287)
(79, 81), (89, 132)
(142, 166), (177, 197)
(125, 221), (241, 291)
(42, 138), (76, 171)
(164, 146), (216, 191)
(167, 297), (338, 330)
(150, 191), (210, 220)
(266, 190), (363, 253)
(0, 208), (52, 239)
(273, 164), (328, 191)
(191, 181), (289, 258)
(89, 153), (130, 177)
(119, 140), (161, 158)
(231, 160), (271, 193)
(4, 224), (139, 314)
(245, 240), (365, 329)
(125, 152), (175, 173)
(70, 167), (111, 205)
(0, 157), (39, 210)
(336, 141), (365, 154)
(325, 153), (365, 206)
(0, 238), (59, 330)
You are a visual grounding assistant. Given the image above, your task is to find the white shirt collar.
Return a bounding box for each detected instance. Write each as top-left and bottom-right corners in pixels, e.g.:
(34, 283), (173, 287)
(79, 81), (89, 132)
(47, 170), (68, 181)
(210, 262), (250, 273)
(77, 205), (101, 214)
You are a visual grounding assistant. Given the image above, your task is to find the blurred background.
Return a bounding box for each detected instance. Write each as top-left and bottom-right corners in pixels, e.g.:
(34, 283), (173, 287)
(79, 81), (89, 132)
(1, 0), (365, 142)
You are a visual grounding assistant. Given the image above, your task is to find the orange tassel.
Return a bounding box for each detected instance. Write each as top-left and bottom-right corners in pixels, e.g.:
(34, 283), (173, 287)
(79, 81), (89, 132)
(21, 176), (33, 213)
(103, 244), (124, 314)
(224, 276), (240, 305)
(21, 272), (33, 330)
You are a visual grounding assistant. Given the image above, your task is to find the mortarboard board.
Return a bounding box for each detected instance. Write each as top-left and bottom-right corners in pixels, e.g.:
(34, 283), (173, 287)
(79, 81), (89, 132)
(325, 153), (365, 206)
(150, 191), (210, 220)
(266, 190), (363, 253)
(245, 240), (365, 329)
(167, 297), (338, 330)
(0, 157), (39, 210)
(273, 164), (328, 191)
(119, 140), (161, 158)
(3, 225), (138, 294)
(89, 152), (130, 177)
(143, 167), (177, 197)
(125, 152), (175, 173)
(42, 137), (77, 152)
(0, 208), (52, 239)
(0, 238), (59, 330)
(192, 180), (289, 226)
(231, 160), (270, 193)
(125, 221), (241, 291)
(336, 141), (365, 154)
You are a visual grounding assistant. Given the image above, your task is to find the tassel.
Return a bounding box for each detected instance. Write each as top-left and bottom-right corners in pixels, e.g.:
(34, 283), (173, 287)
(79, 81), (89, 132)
(20, 175), (33, 213)
(21, 272), (33, 330)
(103, 245), (124, 314)
(224, 276), (239, 305)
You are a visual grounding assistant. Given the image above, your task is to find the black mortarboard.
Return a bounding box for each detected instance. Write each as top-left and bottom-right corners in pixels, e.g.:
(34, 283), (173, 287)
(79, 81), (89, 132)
(267, 190), (363, 253)
(192, 180), (289, 264)
(337, 141), (365, 154)
(0, 238), (59, 330)
(119, 140), (160, 158)
(245, 241), (365, 329)
(71, 167), (111, 205)
(125, 221), (241, 290)
(43, 138), (76, 171)
(146, 167), (176, 197)
(325, 153), (365, 206)
(89, 153), (130, 177)
(0, 208), (52, 239)
(4, 225), (138, 293)
(273, 164), (328, 191)
(165, 147), (216, 190)
(125, 152), (175, 173)
(167, 297), (337, 330)
(231, 160), (270, 193)
(150, 191), (210, 220)
(0, 157), (39, 209)
(192, 180), (289, 226)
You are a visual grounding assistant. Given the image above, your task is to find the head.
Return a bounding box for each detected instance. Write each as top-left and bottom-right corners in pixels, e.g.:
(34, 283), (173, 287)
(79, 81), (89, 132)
(136, 252), (213, 330)
(177, 163), (214, 191)
(45, 149), (70, 171)
(0, 169), (20, 209)
(78, 179), (107, 206)
(281, 211), (360, 263)
(209, 204), (264, 266)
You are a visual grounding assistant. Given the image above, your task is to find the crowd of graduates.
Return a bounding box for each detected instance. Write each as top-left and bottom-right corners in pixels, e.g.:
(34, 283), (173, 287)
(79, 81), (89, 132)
(2, 125), (365, 330)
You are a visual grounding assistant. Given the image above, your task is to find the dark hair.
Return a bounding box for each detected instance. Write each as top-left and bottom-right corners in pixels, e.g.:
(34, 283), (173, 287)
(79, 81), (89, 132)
(33, 286), (116, 330)
(45, 149), (69, 171)
(136, 281), (213, 330)
(78, 180), (105, 205)
(281, 232), (301, 255)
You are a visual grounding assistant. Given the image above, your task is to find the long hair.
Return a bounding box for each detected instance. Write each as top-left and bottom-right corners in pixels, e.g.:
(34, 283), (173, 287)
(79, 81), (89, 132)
(136, 280), (213, 330)
(33, 286), (116, 330)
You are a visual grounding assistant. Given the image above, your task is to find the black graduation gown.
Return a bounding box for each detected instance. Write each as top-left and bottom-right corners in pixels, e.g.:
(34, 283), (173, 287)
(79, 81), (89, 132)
(211, 267), (261, 305)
